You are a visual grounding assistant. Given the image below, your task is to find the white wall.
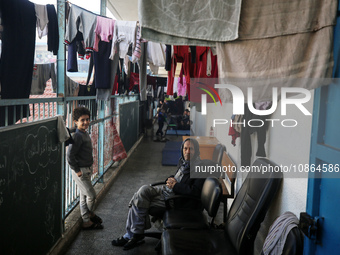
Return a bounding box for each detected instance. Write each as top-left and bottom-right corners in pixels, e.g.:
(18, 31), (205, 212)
(253, 91), (313, 253)
(193, 92), (314, 253)
(191, 104), (207, 136)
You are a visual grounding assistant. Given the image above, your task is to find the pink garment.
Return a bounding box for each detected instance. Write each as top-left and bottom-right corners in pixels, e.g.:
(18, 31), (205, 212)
(177, 72), (187, 96)
(93, 16), (115, 52)
(177, 65), (187, 96)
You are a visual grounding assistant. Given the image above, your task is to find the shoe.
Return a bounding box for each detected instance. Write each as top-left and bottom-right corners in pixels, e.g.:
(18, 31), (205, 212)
(111, 236), (129, 246)
(82, 222), (103, 230)
(123, 234), (145, 250)
(90, 214), (103, 224)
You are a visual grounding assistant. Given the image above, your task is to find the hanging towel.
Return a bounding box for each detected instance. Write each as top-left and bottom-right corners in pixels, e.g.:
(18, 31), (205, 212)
(216, 0), (337, 102)
(57, 116), (70, 143)
(238, 0), (336, 40)
(217, 27), (334, 102)
(139, 0), (242, 46)
(262, 211), (300, 255)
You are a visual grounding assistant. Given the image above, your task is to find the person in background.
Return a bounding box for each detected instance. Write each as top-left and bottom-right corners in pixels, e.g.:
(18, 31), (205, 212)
(178, 109), (190, 130)
(67, 106), (103, 230)
(156, 108), (166, 138)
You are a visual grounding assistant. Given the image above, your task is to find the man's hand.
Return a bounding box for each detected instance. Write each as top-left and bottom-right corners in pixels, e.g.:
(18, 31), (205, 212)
(76, 171), (82, 177)
(166, 177), (177, 189)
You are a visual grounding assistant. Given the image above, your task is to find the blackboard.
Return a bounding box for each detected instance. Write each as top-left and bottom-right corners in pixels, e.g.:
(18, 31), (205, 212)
(0, 117), (62, 255)
(119, 101), (139, 152)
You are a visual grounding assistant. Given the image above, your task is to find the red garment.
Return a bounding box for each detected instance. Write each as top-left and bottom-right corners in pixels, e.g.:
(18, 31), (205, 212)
(167, 46), (218, 99)
(129, 73), (158, 93)
(129, 72), (139, 91)
(228, 124), (240, 147)
(147, 75), (157, 89)
(112, 74), (119, 95)
(167, 46), (191, 95)
(112, 121), (127, 161)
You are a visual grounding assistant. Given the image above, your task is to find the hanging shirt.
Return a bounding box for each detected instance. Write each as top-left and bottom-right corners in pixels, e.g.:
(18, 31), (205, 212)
(67, 32), (85, 72)
(195, 46), (218, 78)
(147, 42), (166, 75)
(177, 66), (187, 96)
(167, 46), (190, 96)
(64, 76), (79, 97)
(65, 4), (97, 51)
(30, 63), (56, 95)
(34, 4), (48, 39)
(110, 20), (137, 59)
(93, 16), (115, 52)
(93, 40), (113, 89)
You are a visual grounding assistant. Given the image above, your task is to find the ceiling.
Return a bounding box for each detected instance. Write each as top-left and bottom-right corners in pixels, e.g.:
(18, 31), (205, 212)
(106, 0), (174, 77)
(107, 0), (139, 21)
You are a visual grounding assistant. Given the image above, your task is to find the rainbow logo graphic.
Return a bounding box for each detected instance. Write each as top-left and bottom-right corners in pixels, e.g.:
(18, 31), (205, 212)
(197, 83), (222, 106)
(196, 82), (222, 115)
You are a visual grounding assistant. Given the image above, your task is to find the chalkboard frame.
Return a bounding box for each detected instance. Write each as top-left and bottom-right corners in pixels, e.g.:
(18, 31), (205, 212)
(119, 101), (139, 153)
(0, 117), (63, 255)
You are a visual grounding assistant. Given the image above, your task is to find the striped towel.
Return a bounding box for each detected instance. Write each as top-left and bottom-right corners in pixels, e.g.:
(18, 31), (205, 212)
(262, 211), (299, 255)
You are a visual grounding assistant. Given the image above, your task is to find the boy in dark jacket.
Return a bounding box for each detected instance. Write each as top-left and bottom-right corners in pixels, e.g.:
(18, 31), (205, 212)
(67, 107), (103, 230)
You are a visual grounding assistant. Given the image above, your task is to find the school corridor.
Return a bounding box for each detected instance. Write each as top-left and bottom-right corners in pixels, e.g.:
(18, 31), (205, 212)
(3, 1), (340, 254)
(63, 134), (192, 255)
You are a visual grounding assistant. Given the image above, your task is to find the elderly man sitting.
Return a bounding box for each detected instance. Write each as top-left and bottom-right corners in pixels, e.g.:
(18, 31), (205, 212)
(112, 138), (204, 250)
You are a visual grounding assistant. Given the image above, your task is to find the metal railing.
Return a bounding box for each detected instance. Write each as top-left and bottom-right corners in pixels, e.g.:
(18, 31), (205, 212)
(0, 95), (139, 217)
(0, 98), (62, 125)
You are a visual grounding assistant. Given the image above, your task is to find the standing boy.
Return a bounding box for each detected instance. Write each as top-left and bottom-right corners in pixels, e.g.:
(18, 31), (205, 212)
(67, 107), (103, 230)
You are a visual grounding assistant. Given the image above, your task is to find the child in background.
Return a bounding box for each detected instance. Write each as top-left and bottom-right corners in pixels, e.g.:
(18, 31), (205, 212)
(156, 108), (166, 138)
(67, 107), (103, 230)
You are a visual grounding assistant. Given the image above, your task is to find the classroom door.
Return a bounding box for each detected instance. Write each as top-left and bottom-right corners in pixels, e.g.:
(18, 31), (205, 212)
(304, 6), (340, 253)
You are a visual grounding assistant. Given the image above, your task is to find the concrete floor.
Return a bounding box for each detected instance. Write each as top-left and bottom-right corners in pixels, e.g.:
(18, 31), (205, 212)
(64, 134), (184, 255)
(64, 121), (225, 255)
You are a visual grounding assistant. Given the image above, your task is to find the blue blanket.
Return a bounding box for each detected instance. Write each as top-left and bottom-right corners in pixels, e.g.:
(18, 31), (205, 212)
(162, 141), (182, 166)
